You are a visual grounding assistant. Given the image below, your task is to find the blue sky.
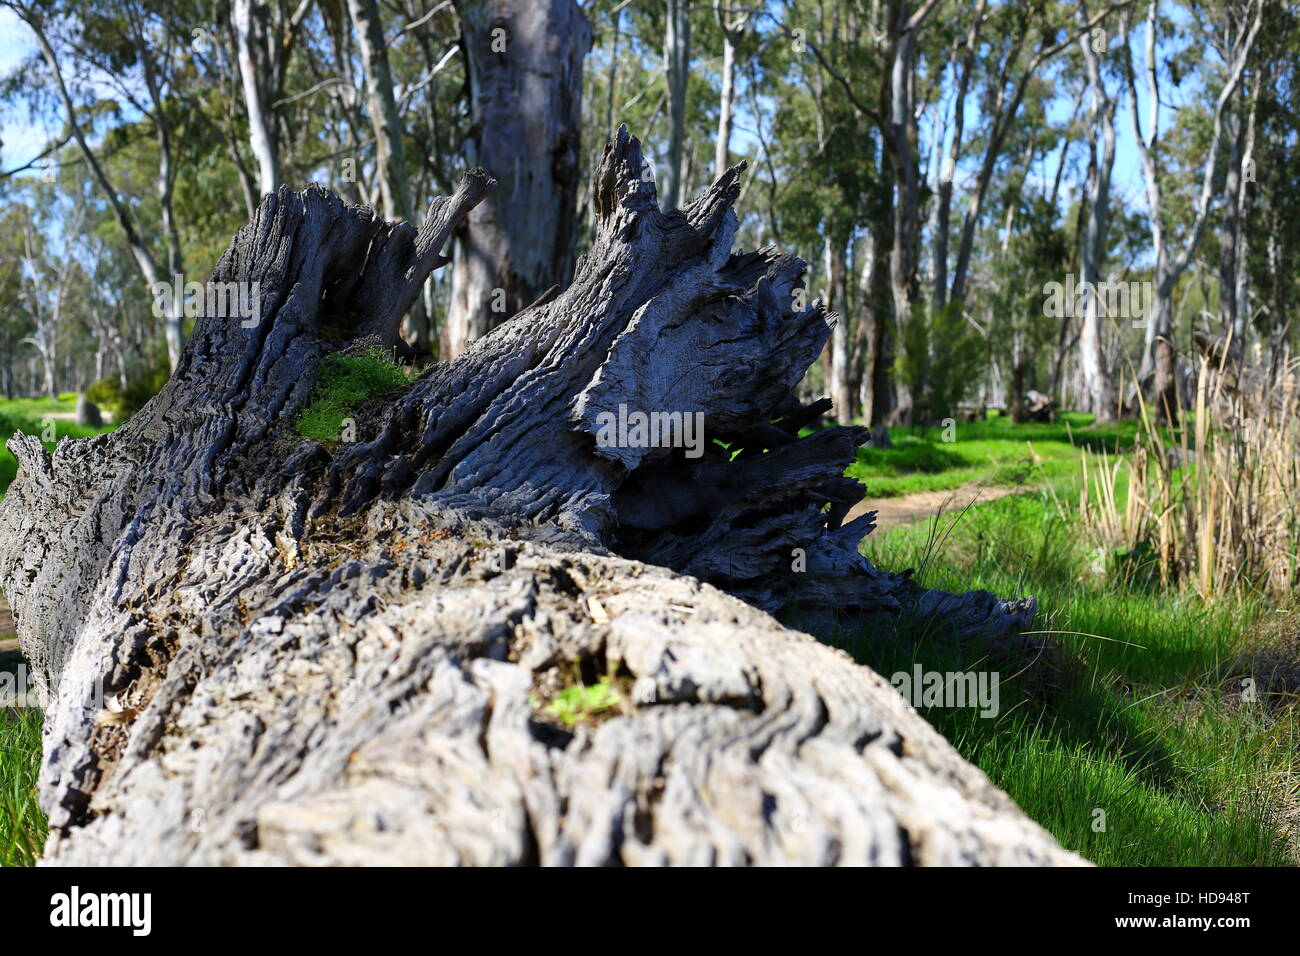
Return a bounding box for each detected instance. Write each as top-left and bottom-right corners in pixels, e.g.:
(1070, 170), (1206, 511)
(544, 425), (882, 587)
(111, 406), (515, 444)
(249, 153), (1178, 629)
(0, 8), (54, 171)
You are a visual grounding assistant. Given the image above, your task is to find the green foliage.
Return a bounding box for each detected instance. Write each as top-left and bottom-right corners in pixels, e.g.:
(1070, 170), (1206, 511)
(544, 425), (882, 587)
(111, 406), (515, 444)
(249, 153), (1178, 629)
(543, 677), (621, 727)
(896, 304), (985, 426)
(87, 354), (171, 420)
(84, 377), (121, 411)
(846, 412), (1139, 498)
(296, 348), (411, 442)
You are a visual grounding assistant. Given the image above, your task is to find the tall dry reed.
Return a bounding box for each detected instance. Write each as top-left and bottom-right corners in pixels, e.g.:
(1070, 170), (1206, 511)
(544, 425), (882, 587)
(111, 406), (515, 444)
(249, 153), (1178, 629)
(1077, 346), (1300, 599)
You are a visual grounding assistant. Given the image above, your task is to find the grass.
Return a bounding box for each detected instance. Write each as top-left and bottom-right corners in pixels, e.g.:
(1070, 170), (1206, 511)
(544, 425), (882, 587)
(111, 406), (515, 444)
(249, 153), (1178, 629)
(541, 677), (622, 727)
(0, 393), (78, 418)
(1076, 355), (1300, 599)
(847, 411), (1139, 498)
(0, 709), (43, 867)
(296, 348), (414, 442)
(820, 488), (1298, 866)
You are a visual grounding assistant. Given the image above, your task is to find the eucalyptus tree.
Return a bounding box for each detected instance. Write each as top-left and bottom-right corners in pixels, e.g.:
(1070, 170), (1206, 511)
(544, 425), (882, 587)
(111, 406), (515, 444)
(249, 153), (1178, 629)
(1, 0), (175, 364)
(1072, 0), (1123, 422)
(441, 0), (592, 360)
(1121, 0), (1261, 421)
(1243, 1), (1300, 372)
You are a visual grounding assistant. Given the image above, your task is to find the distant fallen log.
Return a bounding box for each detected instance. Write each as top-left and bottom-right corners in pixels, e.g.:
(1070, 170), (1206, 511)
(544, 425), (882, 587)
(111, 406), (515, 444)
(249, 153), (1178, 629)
(74, 394), (102, 428)
(0, 128), (1072, 866)
(1021, 390), (1057, 423)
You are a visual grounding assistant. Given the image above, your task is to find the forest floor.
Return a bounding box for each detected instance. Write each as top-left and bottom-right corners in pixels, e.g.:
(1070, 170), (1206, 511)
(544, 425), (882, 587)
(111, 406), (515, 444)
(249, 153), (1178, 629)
(0, 401), (1295, 866)
(847, 482), (1020, 533)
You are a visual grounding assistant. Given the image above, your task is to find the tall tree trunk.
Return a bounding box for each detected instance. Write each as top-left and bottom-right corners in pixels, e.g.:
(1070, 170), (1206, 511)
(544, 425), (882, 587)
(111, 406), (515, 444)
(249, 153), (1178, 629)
(131, 16), (186, 372)
(1218, 105), (1244, 336)
(884, 12), (921, 425)
(346, 0), (435, 354)
(857, 226), (892, 426)
(347, 0), (413, 224)
(1219, 79), (1257, 342)
(713, 1), (749, 180)
(0, 129), (1063, 867)
(232, 0), (281, 195)
(715, 27), (736, 179)
(824, 239), (852, 424)
(1123, 0), (1261, 422)
(442, 0), (593, 360)
(663, 0), (691, 210)
(1234, 92), (1256, 337)
(1076, 0), (1118, 423)
(13, 3), (164, 339)
(931, 0), (985, 311)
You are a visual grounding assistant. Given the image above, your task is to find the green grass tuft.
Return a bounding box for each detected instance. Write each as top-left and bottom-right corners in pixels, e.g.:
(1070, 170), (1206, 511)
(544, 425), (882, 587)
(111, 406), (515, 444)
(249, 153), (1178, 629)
(0, 708), (45, 867)
(544, 677), (622, 727)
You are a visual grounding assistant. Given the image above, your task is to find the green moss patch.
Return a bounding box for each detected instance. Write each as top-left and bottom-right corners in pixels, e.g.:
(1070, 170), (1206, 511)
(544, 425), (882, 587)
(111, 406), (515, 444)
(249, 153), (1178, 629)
(296, 348), (412, 442)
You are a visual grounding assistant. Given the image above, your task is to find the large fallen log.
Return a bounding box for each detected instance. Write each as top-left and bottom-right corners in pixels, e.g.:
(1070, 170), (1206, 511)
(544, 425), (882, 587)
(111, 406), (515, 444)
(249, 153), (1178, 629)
(0, 128), (1074, 865)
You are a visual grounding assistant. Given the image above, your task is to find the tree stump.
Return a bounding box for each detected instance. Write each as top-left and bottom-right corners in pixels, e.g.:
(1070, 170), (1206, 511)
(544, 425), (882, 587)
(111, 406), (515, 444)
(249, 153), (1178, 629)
(74, 394), (103, 428)
(0, 128), (1074, 866)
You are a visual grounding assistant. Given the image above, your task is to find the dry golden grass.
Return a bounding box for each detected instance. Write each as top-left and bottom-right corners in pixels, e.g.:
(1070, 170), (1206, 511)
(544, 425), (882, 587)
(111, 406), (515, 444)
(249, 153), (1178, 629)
(1079, 344), (1300, 599)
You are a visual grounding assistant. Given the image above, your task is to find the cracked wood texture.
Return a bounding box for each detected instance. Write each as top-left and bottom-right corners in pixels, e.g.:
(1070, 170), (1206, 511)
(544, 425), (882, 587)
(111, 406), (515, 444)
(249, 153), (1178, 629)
(0, 128), (1076, 866)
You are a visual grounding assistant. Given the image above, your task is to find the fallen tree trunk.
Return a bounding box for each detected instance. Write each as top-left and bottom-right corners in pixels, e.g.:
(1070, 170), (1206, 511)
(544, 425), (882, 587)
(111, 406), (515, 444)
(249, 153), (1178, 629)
(0, 128), (1074, 866)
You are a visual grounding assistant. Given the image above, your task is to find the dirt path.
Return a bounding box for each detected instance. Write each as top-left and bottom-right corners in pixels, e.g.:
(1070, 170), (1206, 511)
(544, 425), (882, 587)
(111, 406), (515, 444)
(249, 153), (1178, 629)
(36, 411), (116, 424)
(847, 482), (1024, 535)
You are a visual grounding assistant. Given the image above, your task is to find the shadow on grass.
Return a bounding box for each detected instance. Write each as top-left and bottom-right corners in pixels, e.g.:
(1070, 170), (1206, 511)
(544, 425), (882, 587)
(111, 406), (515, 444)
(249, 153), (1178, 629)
(785, 488), (1295, 865)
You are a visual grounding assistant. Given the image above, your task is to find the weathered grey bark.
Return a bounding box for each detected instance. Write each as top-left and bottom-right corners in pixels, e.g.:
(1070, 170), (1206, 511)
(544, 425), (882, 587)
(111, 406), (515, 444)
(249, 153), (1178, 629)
(442, 0), (593, 360)
(0, 129), (1067, 866)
